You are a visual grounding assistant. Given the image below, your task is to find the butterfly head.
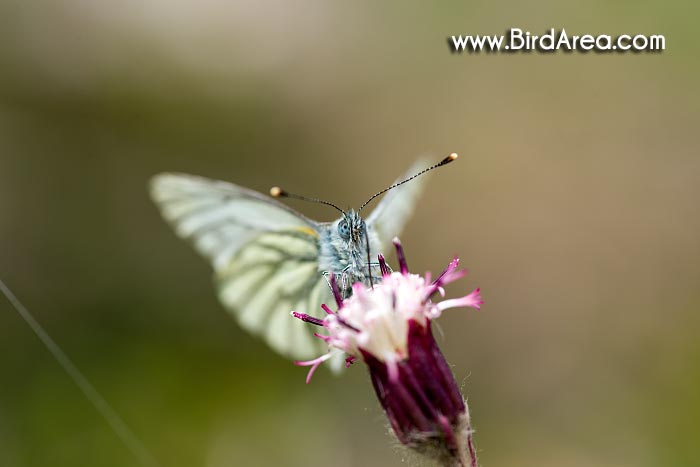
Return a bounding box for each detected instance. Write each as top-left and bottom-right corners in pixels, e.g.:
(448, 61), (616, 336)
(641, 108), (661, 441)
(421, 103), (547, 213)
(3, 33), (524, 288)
(338, 210), (367, 244)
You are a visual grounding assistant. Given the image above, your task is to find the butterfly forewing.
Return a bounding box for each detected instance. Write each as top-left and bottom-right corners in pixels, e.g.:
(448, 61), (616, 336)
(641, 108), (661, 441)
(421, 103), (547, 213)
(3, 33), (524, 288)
(151, 174), (318, 270)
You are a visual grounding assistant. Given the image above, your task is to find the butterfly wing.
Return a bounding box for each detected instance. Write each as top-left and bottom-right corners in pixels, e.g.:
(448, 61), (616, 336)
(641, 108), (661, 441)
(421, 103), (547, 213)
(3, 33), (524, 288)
(150, 173), (332, 359)
(366, 159), (429, 249)
(215, 229), (333, 358)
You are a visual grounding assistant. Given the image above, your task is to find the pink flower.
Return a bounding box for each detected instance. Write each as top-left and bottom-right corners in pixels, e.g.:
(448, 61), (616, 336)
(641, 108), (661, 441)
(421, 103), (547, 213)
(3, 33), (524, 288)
(292, 238), (482, 467)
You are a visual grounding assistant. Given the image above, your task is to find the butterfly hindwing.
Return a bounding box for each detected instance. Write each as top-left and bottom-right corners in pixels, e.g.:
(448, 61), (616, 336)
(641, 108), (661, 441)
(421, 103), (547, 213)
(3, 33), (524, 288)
(216, 229), (332, 358)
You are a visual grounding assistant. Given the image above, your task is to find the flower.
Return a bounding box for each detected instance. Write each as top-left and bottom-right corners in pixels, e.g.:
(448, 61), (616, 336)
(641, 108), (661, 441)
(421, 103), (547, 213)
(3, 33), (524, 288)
(291, 238), (483, 467)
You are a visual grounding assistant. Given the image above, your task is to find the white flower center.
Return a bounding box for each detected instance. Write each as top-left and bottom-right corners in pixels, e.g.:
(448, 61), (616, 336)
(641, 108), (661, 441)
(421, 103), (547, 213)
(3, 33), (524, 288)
(329, 272), (433, 362)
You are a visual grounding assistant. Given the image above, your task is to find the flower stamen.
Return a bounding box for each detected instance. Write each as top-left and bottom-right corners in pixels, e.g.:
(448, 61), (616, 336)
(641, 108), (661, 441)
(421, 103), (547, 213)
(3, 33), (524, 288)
(329, 273), (343, 308)
(290, 311), (325, 326)
(294, 353), (332, 384)
(392, 237), (409, 274)
(436, 288), (484, 312)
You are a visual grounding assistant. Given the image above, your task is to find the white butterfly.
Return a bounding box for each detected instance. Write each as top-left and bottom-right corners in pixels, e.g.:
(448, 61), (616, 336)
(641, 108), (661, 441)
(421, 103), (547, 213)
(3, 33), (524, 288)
(150, 156), (456, 360)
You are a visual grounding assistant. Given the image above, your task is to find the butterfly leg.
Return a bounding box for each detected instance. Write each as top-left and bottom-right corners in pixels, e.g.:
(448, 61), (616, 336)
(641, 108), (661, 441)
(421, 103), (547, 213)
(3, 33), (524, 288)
(359, 261), (390, 285)
(321, 269), (350, 300)
(364, 261), (392, 271)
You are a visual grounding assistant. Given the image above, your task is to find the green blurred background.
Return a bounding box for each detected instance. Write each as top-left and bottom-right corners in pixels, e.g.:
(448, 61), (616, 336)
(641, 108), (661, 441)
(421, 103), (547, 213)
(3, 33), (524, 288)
(1, 1), (698, 466)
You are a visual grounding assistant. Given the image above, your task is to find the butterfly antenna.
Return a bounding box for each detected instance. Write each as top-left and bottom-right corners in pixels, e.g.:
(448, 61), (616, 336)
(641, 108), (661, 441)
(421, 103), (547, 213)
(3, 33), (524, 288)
(0, 279), (160, 467)
(270, 186), (345, 215)
(358, 152), (459, 213)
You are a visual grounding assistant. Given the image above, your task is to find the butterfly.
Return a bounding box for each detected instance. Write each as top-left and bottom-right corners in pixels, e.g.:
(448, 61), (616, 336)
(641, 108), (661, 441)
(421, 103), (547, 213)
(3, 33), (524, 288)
(149, 154), (457, 361)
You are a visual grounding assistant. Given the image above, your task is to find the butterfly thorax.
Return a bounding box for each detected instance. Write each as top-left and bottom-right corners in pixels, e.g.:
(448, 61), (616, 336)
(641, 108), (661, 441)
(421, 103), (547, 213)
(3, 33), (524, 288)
(318, 210), (381, 292)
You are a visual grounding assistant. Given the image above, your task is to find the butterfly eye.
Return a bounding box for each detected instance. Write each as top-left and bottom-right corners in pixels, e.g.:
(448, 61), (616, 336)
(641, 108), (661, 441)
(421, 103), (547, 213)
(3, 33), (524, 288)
(338, 220), (350, 239)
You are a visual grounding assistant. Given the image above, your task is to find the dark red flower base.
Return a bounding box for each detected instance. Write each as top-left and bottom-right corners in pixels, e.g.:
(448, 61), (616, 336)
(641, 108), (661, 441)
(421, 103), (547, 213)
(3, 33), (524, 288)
(362, 320), (477, 466)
